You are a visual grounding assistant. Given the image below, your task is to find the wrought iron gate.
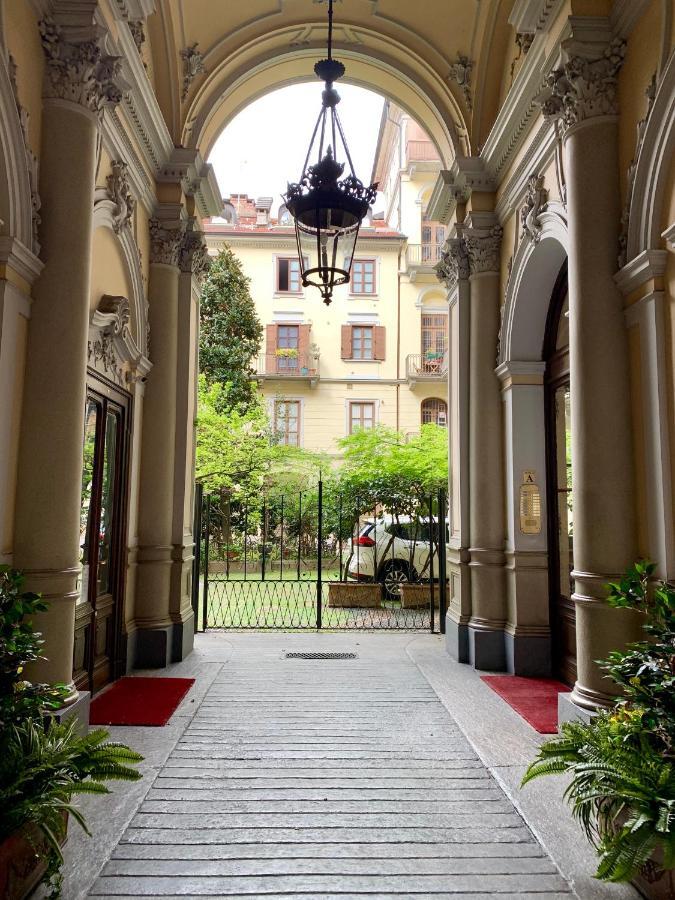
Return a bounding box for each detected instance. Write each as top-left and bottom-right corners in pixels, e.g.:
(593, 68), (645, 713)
(191, 480), (447, 633)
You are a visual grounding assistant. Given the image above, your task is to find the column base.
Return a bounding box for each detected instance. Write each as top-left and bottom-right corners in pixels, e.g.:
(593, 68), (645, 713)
(131, 613), (194, 668)
(558, 691), (595, 728)
(445, 614), (470, 663)
(468, 624), (506, 671)
(52, 690), (90, 734)
(504, 631), (552, 677)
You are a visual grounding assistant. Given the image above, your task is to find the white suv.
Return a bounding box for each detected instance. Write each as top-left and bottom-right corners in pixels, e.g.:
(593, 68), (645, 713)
(343, 515), (449, 599)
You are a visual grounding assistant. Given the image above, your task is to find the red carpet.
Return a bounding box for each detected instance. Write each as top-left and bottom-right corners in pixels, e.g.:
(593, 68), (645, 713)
(89, 677), (195, 726)
(480, 675), (569, 733)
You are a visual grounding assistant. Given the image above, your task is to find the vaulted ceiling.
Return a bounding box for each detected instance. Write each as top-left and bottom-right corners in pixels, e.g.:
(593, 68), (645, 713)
(144, 0), (518, 166)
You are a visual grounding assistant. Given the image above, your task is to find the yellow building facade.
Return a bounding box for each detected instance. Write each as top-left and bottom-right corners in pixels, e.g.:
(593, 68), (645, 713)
(0, 0), (671, 733)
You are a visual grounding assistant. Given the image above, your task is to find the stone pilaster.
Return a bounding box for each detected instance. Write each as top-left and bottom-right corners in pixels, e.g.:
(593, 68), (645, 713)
(134, 213), (187, 667)
(541, 31), (641, 712)
(436, 236), (471, 662)
(13, 11), (123, 700)
(463, 221), (507, 670)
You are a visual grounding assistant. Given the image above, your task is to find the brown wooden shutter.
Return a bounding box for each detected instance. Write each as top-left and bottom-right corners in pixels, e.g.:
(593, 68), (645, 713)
(298, 324), (311, 364)
(341, 325), (352, 359)
(373, 325), (386, 360)
(265, 324), (277, 374)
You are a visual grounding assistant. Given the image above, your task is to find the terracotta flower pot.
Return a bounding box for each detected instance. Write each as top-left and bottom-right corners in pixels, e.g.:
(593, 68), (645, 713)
(0, 814), (67, 900)
(633, 853), (675, 900)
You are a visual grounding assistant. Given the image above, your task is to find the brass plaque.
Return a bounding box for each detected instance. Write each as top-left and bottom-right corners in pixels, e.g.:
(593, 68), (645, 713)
(519, 482), (542, 534)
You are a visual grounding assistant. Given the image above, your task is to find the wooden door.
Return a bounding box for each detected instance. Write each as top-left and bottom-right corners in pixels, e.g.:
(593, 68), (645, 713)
(545, 264), (577, 686)
(74, 379), (130, 694)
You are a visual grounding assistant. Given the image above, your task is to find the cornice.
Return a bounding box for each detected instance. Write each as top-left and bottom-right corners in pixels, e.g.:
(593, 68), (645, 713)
(494, 120), (556, 223)
(508, 0), (566, 34)
(425, 157), (494, 226)
(158, 147), (221, 218)
(0, 236), (44, 285)
(101, 109), (155, 212)
(614, 249), (668, 295)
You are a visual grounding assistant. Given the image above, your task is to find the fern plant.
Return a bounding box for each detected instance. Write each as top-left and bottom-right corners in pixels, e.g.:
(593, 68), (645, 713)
(522, 560), (675, 884)
(0, 716), (143, 898)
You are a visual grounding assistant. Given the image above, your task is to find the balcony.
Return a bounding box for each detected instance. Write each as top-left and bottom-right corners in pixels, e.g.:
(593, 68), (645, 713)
(405, 243), (444, 280)
(406, 352), (448, 386)
(254, 352), (320, 386)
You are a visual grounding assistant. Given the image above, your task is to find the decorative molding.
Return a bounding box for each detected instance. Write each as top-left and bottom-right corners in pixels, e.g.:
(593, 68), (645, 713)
(435, 237), (469, 293)
(519, 173), (548, 243)
(105, 159), (135, 233)
(88, 293), (151, 387)
(112, 0), (156, 18)
(508, 0), (565, 35)
(426, 157), (494, 226)
(464, 225), (503, 276)
(149, 217), (185, 267)
(6, 54), (41, 254)
(0, 236), (44, 286)
(39, 17), (128, 116)
(539, 38), (626, 134)
(448, 54), (473, 112)
(614, 249), (668, 295)
(619, 73), (656, 268)
(181, 43), (206, 102)
(494, 120), (556, 223)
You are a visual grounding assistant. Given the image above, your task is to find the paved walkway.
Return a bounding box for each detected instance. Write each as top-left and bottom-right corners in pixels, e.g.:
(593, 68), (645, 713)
(90, 635), (572, 898)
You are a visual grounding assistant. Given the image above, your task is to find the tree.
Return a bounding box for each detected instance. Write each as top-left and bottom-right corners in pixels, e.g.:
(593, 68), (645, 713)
(199, 246), (263, 410)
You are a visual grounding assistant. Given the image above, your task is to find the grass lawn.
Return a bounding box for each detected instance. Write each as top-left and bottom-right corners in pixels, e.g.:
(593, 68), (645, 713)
(195, 571), (431, 631)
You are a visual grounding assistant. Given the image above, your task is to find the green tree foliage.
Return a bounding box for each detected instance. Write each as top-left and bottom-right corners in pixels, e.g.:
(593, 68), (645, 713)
(328, 424), (449, 515)
(199, 246), (263, 410)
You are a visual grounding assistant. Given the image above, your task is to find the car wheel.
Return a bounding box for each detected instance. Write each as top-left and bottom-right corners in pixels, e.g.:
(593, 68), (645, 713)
(380, 560), (413, 599)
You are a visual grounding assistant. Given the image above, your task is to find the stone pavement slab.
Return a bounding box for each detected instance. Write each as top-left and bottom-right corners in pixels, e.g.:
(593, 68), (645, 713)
(89, 634), (574, 899)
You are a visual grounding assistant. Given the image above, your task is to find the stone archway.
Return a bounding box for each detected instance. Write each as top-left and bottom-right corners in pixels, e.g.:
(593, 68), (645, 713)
(496, 205), (568, 676)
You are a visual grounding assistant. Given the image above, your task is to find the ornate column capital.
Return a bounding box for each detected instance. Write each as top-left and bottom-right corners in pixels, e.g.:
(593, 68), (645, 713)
(179, 220), (211, 281)
(463, 225), (503, 276)
(149, 218), (186, 268)
(539, 38), (626, 134)
(39, 18), (126, 116)
(435, 237), (470, 293)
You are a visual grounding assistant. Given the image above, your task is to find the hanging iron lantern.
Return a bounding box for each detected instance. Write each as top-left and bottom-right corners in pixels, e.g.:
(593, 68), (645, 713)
(283, 0), (378, 305)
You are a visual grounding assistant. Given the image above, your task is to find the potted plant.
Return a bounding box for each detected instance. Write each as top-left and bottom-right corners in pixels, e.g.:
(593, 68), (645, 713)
(522, 561), (675, 896)
(0, 565), (143, 899)
(274, 347), (298, 358)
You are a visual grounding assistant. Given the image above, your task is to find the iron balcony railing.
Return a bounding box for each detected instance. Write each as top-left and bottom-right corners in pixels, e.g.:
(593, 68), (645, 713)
(255, 353), (320, 378)
(406, 140), (440, 162)
(406, 352), (448, 381)
(406, 243), (445, 268)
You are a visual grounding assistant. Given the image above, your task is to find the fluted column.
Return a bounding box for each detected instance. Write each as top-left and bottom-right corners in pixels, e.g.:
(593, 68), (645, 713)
(436, 236), (471, 661)
(13, 13), (123, 699)
(134, 213), (186, 667)
(463, 219), (507, 670)
(542, 32), (641, 711)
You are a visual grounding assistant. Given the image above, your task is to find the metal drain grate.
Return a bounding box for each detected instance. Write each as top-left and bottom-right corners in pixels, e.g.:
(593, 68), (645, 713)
(285, 651), (358, 660)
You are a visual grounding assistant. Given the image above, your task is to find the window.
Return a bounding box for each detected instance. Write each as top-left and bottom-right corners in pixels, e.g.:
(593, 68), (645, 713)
(277, 257), (301, 292)
(352, 326), (373, 360)
(277, 324), (299, 371)
(349, 401), (375, 433)
(421, 222), (446, 263)
(275, 400), (300, 446)
(421, 397), (447, 426)
(422, 314), (448, 357)
(351, 259), (376, 294)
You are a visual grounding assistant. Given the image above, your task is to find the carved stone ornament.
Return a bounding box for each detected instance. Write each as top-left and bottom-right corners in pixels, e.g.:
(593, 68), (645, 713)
(520, 174), (548, 242)
(149, 218), (186, 267)
(539, 39), (626, 134)
(435, 237), (470, 293)
(448, 54), (473, 111)
(181, 43), (206, 101)
(464, 225), (503, 275)
(39, 18), (125, 116)
(179, 222), (210, 280)
(107, 160), (136, 233)
(128, 20), (146, 55)
(8, 54), (41, 254)
(88, 294), (151, 386)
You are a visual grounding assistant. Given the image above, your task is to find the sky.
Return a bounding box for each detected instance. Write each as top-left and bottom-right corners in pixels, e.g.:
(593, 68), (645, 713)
(208, 82), (386, 217)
